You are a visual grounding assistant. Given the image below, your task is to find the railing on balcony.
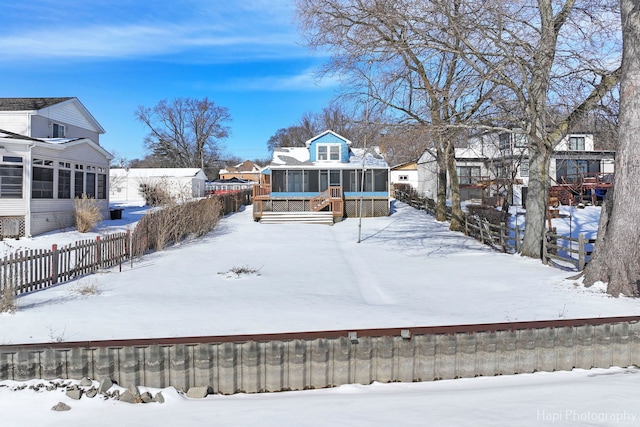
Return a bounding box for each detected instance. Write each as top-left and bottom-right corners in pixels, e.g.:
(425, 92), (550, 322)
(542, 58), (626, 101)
(252, 184), (271, 199)
(253, 185), (344, 220)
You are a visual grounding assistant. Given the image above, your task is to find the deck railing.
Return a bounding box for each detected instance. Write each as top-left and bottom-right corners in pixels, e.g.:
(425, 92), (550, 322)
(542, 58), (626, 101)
(252, 184), (271, 199)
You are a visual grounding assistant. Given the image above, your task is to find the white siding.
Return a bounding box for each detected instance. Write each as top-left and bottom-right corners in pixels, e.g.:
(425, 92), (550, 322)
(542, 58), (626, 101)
(0, 112), (30, 135)
(31, 115), (100, 142)
(39, 101), (99, 132)
(110, 168), (207, 205)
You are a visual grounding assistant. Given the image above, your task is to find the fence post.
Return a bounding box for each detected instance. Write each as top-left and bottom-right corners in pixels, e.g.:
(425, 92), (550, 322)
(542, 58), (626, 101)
(125, 229), (131, 260)
(499, 222), (506, 252)
(578, 234), (586, 271)
(51, 244), (59, 284)
(464, 215), (469, 236)
(95, 236), (101, 271)
(542, 230), (548, 265)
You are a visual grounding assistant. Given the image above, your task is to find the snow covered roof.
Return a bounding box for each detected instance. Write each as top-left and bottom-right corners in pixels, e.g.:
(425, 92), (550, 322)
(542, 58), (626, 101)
(0, 129), (113, 160)
(110, 168), (206, 179)
(270, 146), (389, 169)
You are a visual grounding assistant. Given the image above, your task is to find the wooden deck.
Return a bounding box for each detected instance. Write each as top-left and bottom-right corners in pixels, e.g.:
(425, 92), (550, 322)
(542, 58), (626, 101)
(252, 185), (344, 221)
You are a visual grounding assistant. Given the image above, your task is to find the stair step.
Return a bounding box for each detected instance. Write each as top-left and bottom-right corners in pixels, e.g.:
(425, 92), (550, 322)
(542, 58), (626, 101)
(260, 211), (334, 225)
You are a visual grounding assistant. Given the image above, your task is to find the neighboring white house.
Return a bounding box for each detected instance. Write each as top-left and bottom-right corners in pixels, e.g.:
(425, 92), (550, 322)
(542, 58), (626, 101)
(109, 168), (208, 205)
(417, 132), (615, 206)
(0, 98), (111, 237)
(390, 161), (419, 194)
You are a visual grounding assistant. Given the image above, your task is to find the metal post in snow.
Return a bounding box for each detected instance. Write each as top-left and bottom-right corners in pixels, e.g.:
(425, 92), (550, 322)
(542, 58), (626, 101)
(357, 60), (373, 244)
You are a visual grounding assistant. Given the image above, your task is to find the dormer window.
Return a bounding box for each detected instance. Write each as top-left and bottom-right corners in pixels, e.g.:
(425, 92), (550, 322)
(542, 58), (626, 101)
(569, 136), (585, 151)
(317, 144), (340, 161)
(52, 123), (65, 138)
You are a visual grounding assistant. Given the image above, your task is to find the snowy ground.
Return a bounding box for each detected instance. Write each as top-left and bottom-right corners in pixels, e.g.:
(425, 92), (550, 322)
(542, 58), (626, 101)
(1, 201), (639, 426)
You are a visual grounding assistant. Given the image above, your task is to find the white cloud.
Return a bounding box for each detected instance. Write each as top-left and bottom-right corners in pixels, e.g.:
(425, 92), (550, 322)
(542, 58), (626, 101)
(214, 68), (344, 92)
(0, 2), (305, 63)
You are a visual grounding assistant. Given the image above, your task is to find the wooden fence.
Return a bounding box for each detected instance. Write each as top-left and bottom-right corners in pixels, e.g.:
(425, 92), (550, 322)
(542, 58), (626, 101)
(0, 232), (129, 296)
(1, 190), (252, 297)
(395, 190), (593, 270)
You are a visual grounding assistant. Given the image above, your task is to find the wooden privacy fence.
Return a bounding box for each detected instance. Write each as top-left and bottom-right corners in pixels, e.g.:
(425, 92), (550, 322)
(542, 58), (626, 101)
(0, 232), (129, 296)
(1, 190), (252, 297)
(395, 190), (594, 271)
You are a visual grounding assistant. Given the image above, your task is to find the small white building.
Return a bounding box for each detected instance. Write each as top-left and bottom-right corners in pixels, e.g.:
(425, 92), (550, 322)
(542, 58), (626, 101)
(0, 98), (111, 237)
(390, 161), (419, 194)
(109, 168), (208, 205)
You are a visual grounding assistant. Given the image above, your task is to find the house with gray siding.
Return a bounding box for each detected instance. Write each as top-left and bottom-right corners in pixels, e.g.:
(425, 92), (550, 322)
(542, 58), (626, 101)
(0, 98), (112, 237)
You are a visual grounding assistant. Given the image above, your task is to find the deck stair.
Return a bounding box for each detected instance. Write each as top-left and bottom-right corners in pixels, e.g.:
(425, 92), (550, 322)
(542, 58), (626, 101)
(259, 211), (334, 225)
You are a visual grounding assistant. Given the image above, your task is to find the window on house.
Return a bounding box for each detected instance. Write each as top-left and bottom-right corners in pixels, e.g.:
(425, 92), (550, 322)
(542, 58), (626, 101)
(74, 165), (84, 198)
(58, 169), (71, 199)
(457, 166), (482, 185)
(318, 146), (328, 161)
(52, 123), (65, 138)
(86, 172), (96, 198)
(520, 161), (529, 177)
(98, 173), (107, 199)
(329, 145), (340, 160)
(272, 170), (286, 192)
(329, 170), (341, 187)
(374, 170), (388, 191)
(287, 170), (303, 192)
(569, 136), (585, 151)
(0, 156), (23, 198)
(32, 166), (54, 198)
(514, 134), (528, 148)
(317, 144), (340, 161)
(347, 170), (358, 192)
(499, 133), (510, 150)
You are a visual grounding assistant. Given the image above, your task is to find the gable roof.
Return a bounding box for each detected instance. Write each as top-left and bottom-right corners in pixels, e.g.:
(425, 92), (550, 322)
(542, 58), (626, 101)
(0, 97), (106, 134)
(391, 161), (419, 170)
(304, 129), (352, 148)
(110, 168), (207, 179)
(220, 160), (261, 173)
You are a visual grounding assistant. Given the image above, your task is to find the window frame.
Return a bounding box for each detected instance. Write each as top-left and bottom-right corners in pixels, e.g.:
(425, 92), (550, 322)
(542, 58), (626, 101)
(0, 156), (24, 199)
(317, 144), (341, 162)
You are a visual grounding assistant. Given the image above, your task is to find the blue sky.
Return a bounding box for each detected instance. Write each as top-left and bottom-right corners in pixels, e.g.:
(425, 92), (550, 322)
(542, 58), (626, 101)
(0, 0), (340, 162)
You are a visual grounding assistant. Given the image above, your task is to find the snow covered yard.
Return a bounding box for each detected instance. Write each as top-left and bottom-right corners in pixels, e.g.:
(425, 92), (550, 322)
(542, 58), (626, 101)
(2, 202), (637, 344)
(1, 201), (639, 426)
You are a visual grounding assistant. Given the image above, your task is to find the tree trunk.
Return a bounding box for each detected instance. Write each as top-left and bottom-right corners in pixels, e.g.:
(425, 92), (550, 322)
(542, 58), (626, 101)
(583, 0), (640, 297)
(446, 141), (464, 231)
(436, 145), (448, 222)
(520, 147), (551, 258)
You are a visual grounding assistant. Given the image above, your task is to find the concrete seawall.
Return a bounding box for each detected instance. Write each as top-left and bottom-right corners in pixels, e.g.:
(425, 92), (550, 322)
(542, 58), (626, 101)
(1, 318), (639, 394)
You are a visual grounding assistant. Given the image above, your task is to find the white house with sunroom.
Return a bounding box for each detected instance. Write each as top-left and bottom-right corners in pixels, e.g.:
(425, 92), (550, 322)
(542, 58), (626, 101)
(0, 98), (111, 238)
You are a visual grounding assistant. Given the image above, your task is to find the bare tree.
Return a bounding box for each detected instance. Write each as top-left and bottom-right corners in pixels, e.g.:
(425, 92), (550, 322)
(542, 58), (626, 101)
(296, 0), (496, 230)
(266, 104), (385, 153)
(583, 0), (640, 297)
(135, 98), (231, 178)
(450, 0), (621, 257)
